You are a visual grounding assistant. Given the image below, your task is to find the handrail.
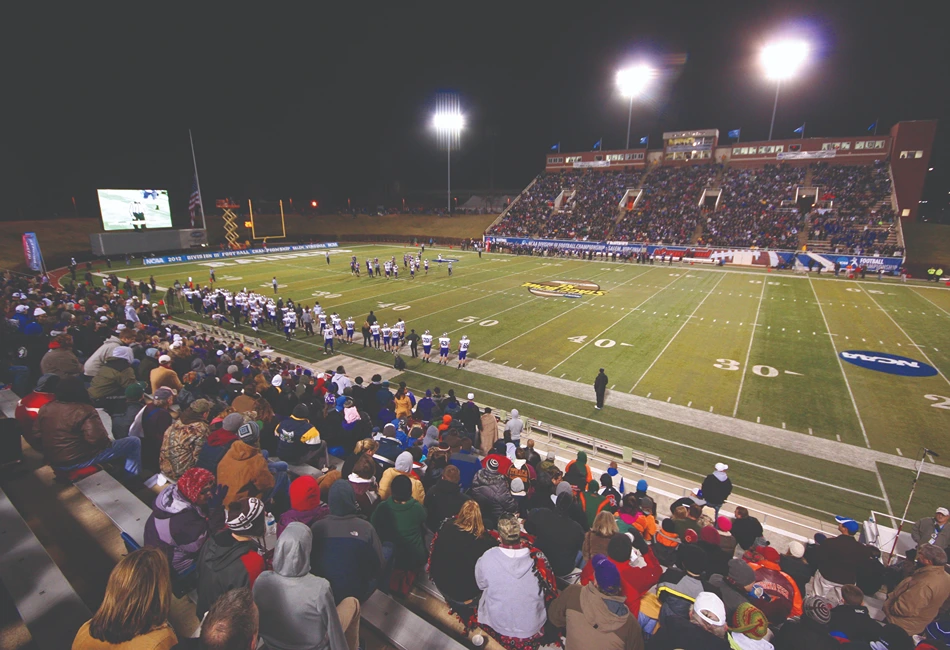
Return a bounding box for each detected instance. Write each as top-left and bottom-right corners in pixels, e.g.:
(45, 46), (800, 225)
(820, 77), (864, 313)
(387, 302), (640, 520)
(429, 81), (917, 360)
(485, 176), (538, 233)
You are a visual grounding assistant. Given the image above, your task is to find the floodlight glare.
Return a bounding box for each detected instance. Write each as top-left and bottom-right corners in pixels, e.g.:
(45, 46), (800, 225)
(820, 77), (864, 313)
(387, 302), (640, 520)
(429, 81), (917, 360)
(616, 65), (654, 99)
(431, 96), (465, 212)
(760, 39), (809, 81)
(432, 111), (465, 133)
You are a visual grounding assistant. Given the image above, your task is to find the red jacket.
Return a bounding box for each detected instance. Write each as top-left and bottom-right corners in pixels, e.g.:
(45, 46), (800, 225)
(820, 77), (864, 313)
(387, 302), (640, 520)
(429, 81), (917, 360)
(746, 558), (803, 621)
(580, 548), (662, 616)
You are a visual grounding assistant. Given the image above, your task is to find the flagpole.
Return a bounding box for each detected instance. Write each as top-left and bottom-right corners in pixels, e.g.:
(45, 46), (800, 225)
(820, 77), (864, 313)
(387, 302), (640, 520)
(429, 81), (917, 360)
(189, 129), (207, 231)
(801, 122), (805, 139)
(874, 118), (879, 136)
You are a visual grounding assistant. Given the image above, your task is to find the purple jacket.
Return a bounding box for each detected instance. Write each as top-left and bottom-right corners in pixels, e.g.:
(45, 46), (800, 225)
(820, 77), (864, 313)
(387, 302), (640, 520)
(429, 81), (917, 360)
(143, 484), (211, 573)
(277, 503), (329, 537)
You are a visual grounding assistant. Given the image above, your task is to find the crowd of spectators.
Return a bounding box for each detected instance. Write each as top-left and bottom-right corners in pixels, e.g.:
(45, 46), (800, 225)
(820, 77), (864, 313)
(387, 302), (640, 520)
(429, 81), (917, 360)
(5, 266), (950, 650)
(699, 164), (806, 249)
(612, 164), (720, 245)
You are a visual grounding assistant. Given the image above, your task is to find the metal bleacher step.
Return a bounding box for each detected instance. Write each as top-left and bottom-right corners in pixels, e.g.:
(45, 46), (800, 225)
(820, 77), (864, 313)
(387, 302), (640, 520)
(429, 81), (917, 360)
(73, 471), (153, 546)
(362, 591), (467, 650)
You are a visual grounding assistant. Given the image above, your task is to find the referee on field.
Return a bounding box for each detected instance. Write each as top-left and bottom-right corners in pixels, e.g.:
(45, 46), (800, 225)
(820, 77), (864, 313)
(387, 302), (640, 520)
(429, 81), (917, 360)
(594, 368), (608, 409)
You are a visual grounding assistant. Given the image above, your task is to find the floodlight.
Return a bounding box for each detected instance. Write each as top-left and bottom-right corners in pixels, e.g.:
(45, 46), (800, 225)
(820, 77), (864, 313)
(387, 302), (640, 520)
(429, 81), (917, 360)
(760, 40), (809, 81)
(616, 65), (654, 99)
(431, 95), (465, 212)
(432, 111), (465, 133)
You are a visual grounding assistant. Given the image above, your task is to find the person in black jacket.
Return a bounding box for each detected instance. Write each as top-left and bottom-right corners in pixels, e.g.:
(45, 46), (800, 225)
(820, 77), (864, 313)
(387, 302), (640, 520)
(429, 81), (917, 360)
(467, 459), (517, 530)
(701, 463), (733, 521)
(425, 465), (469, 532)
(772, 595), (839, 650)
(731, 506), (764, 552)
(525, 492), (584, 577)
(594, 369), (608, 409)
(829, 584), (883, 644)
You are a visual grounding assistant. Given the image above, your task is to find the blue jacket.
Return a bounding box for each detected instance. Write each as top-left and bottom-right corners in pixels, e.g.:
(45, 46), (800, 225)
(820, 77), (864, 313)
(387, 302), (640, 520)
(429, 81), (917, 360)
(450, 450), (481, 489)
(275, 415), (320, 463)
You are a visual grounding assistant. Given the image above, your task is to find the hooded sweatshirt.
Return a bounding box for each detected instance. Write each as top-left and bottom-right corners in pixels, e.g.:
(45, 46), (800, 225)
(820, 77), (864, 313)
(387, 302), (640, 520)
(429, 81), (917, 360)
(253, 523), (349, 650)
(701, 470), (733, 505)
(143, 484), (211, 573)
(278, 476), (329, 536)
(475, 546), (548, 639)
(548, 582), (644, 650)
(217, 440), (275, 507)
(196, 530), (265, 619)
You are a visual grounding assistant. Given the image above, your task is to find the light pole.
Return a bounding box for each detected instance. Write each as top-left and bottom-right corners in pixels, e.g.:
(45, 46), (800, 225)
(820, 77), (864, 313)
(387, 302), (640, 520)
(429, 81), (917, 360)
(760, 39), (809, 141)
(616, 65), (654, 149)
(432, 102), (465, 214)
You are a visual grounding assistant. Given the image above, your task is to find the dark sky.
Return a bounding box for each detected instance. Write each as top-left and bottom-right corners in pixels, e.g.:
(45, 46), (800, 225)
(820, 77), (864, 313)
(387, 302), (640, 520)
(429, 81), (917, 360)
(3, 1), (947, 221)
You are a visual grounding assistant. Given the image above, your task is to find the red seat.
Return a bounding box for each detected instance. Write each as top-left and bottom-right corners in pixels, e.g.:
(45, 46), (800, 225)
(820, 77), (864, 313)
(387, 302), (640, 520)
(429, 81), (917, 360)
(53, 465), (101, 483)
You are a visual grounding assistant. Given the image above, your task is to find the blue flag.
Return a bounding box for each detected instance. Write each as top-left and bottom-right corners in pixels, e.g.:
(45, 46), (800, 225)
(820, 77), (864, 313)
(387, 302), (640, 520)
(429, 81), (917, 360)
(793, 124), (805, 134)
(22, 232), (43, 272)
(867, 122), (877, 132)
(639, 136), (648, 145)
(593, 139), (602, 150)
(550, 142), (560, 151)
(728, 129), (741, 139)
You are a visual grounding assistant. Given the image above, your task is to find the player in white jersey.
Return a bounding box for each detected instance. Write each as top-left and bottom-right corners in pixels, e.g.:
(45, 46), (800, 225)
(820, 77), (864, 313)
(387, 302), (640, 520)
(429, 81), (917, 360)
(424, 258), (429, 275)
(331, 313), (343, 338)
(384, 261), (391, 278)
(283, 310), (296, 341)
(448, 261), (453, 276)
(457, 334), (470, 369)
(381, 324), (392, 352)
(267, 303), (277, 327)
(409, 260), (416, 279)
(392, 263), (398, 279)
(394, 319), (406, 345)
(438, 333), (451, 364)
(345, 317), (355, 343)
(249, 307), (262, 332)
(421, 330), (433, 362)
(370, 322), (381, 349)
(317, 312), (327, 333)
(323, 320), (335, 354)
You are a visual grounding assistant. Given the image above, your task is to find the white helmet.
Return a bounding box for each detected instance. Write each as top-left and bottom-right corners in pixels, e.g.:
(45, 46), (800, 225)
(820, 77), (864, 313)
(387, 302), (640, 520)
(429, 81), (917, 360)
(424, 329), (430, 334)
(442, 332), (448, 337)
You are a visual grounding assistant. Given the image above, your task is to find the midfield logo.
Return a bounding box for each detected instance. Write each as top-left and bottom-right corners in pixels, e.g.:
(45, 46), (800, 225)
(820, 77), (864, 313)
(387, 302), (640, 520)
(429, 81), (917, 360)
(839, 350), (938, 377)
(522, 280), (605, 299)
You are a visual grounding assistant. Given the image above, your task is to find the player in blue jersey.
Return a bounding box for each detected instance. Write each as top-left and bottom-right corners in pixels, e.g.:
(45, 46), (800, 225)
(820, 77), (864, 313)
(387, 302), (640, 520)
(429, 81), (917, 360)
(438, 332), (451, 365)
(457, 334), (470, 369)
(370, 322), (381, 349)
(421, 329), (433, 362)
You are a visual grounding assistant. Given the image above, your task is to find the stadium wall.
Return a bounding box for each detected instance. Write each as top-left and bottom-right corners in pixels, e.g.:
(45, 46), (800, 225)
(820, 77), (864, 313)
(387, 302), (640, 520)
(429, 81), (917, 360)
(89, 229), (208, 256)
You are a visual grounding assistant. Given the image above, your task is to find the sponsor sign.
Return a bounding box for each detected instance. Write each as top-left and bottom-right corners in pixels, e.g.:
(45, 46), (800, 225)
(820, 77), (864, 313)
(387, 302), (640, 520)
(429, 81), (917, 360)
(143, 242), (338, 266)
(523, 280), (605, 298)
(572, 161), (611, 168)
(776, 150), (837, 161)
(839, 350), (937, 377)
(22, 232), (43, 271)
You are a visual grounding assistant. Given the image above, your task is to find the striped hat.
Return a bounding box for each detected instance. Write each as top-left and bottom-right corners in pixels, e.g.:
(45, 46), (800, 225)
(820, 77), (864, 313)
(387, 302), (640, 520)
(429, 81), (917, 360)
(802, 595), (832, 625)
(730, 603), (769, 640)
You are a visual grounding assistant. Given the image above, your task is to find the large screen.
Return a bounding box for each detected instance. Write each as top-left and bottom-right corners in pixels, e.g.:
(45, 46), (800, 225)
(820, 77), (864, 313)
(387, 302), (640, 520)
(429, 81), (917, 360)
(97, 189), (172, 231)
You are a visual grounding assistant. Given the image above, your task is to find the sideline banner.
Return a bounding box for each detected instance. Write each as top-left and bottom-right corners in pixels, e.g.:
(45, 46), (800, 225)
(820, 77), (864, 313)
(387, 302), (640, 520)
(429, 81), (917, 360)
(22, 233), (43, 271)
(776, 150), (837, 161)
(143, 242), (338, 266)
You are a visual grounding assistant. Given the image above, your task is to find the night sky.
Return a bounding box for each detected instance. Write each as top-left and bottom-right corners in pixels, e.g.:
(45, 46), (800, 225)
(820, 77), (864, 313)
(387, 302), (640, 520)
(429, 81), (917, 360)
(3, 2), (947, 222)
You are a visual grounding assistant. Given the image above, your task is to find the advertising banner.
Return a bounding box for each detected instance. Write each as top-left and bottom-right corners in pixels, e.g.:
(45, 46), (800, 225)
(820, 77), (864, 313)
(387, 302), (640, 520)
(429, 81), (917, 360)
(143, 242), (338, 266)
(22, 232), (43, 271)
(776, 150), (837, 161)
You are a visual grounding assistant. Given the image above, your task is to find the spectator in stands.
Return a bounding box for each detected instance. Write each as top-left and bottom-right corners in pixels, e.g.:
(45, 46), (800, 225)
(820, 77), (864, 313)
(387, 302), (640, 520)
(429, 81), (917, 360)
(277, 476), (328, 536)
(159, 398), (212, 481)
(525, 492), (585, 578)
(731, 507), (764, 553)
(450, 437), (482, 488)
(780, 541), (813, 595)
(809, 516), (874, 604)
(549, 553), (644, 650)
(772, 595), (838, 650)
(217, 421), (286, 508)
(110, 382), (146, 440)
(424, 463), (468, 532)
(579, 480), (613, 527)
(36, 377), (141, 478)
(647, 591), (731, 650)
(727, 603), (772, 650)
(701, 463), (732, 521)
(138, 348), (160, 389)
(716, 516), (738, 557)
(144, 466), (222, 574)
(829, 584), (883, 645)
(468, 456), (517, 529)
(274, 403), (325, 466)
(428, 500), (498, 629)
(580, 531), (662, 617)
(657, 543), (709, 624)
(311, 480), (384, 604)
(697, 526), (731, 580)
(196, 412), (245, 474)
(83, 327), (134, 380)
(196, 497), (268, 619)
(378, 451), (426, 504)
(582, 510), (619, 564)
(370, 475), (427, 595)
(40, 333), (83, 378)
(478, 406), (499, 455)
(14, 372), (58, 451)
(141, 387), (176, 471)
(884, 543), (950, 637)
(504, 409), (524, 446)
(150, 354), (183, 393)
(475, 514), (557, 649)
(564, 450), (593, 488)
(911, 507), (950, 553)
(88, 346), (138, 407)
(339, 438), (378, 479)
(742, 545), (802, 624)
(708, 558), (757, 618)
(72, 548), (177, 650)
(347, 455), (380, 515)
(193, 587), (259, 650)
(253, 522), (359, 650)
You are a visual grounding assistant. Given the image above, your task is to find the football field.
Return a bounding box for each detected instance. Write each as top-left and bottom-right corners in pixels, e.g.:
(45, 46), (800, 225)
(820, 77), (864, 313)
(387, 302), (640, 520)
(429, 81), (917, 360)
(127, 244), (950, 521)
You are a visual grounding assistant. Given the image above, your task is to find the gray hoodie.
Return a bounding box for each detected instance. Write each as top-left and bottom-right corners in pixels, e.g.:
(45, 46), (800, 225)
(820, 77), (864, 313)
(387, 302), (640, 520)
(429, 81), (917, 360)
(475, 546), (547, 639)
(252, 523), (348, 650)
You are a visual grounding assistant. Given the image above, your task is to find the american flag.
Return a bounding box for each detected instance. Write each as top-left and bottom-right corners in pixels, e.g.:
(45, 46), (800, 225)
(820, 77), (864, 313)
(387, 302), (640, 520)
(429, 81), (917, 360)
(188, 174), (202, 227)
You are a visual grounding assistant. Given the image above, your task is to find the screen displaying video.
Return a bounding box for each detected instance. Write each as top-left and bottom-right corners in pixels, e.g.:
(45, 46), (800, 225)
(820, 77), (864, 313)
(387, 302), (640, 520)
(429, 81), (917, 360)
(97, 189), (172, 231)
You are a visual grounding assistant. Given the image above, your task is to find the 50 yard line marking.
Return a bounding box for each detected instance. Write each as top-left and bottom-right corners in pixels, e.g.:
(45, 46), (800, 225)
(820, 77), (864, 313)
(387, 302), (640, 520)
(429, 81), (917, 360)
(631, 274), (726, 392)
(733, 278), (768, 416)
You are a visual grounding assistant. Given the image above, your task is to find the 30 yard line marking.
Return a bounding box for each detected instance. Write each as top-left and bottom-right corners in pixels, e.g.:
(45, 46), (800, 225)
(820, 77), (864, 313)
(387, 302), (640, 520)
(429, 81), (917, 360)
(733, 277), (768, 416)
(630, 274), (726, 391)
(808, 278), (871, 448)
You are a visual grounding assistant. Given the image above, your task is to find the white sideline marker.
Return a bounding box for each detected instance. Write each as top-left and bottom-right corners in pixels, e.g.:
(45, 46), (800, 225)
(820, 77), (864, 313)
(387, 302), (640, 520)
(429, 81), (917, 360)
(611, 384), (615, 390)
(666, 397), (671, 403)
(782, 422), (786, 429)
(756, 416), (761, 423)
(646, 392), (651, 398)
(687, 401), (692, 407)
(836, 434), (842, 442)
(515, 364), (522, 369)
(709, 406), (714, 412)
(896, 448), (903, 456)
(808, 428), (813, 436)
(560, 373), (566, 378)
(530, 367), (536, 372)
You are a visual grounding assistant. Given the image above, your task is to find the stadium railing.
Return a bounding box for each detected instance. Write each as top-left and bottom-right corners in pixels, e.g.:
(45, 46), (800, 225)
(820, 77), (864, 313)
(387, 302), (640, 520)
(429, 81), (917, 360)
(525, 417), (661, 469)
(485, 176), (537, 232)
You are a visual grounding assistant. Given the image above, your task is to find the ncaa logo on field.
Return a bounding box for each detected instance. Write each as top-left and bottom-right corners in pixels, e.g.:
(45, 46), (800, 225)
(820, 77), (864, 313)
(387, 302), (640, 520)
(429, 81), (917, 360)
(522, 280), (605, 299)
(839, 350), (938, 377)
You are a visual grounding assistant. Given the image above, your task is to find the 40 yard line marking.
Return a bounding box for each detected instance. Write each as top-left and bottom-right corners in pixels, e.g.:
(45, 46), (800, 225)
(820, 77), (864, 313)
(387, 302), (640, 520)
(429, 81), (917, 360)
(630, 274), (726, 392)
(733, 276), (768, 416)
(808, 278), (871, 449)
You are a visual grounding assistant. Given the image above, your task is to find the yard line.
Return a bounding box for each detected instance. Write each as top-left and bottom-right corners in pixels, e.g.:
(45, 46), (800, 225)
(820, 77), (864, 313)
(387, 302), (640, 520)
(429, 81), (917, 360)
(547, 270), (681, 374)
(630, 274), (726, 392)
(733, 278), (768, 417)
(446, 297), (542, 335)
(481, 267), (655, 358)
(861, 283), (950, 389)
(912, 289), (950, 318)
(808, 278), (871, 448)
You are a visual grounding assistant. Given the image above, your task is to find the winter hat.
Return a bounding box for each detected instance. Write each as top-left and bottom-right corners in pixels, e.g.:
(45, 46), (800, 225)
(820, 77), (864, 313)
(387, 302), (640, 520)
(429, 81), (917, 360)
(153, 387), (176, 400)
(227, 365), (239, 375)
(178, 467), (216, 503)
(237, 421), (260, 444)
(391, 475), (413, 502)
(787, 540), (805, 558)
(693, 592), (727, 627)
(802, 595), (833, 625)
(835, 515), (860, 535)
(700, 526), (721, 545)
(679, 543), (707, 576)
(271, 374), (282, 387)
(222, 413), (245, 432)
(497, 515), (522, 545)
(727, 558), (755, 586)
(639, 495), (656, 515)
(716, 516), (732, 532)
(204, 365), (216, 376)
(226, 497), (266, 534)
(592, 554), (623, 595)
(292, 403), (310, 419)
(383, 423), (396, 438)
(510, 478), (526, 496)
(486, 457), (500, 473)
(636, 479), (648, 493)
(555, 481), (573, 498)
(758, 546), (780, 563)
(289, 476), (322, 511)
(124, 382), (146, 400)
(467, 393), (474, 400)
(683, 528), (699, 544)
(111, 346), (135, 364)
(730, 603), (769, 640)
(395, 451), (413, 473)
(607, 533), (634, 563)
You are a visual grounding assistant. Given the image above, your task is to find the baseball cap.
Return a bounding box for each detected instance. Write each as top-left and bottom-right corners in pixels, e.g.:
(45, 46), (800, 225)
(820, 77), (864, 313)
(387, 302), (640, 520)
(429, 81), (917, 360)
(510, 478), (526, 496)
(33, 307), (46, 316)
(715, 462), (728, 472)
(693, 592), (726, 627)
(787, 540), (805, 558)
(835, 515), (860, 535)
(467, 393), (474, 400)
(158, 354), (172, 364)
(153, 387), (177, 400)
(496, 515), (522, 545)
(124, 382), (146, 400)
(190, 399), (212, 414)
(937, 507), (949, 516)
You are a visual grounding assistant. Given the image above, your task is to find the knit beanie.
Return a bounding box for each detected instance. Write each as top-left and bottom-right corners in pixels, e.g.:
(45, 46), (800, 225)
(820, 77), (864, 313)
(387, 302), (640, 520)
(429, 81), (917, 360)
(607, 533), (633, 563)
(700, 525), (721, 545)
(391, 475), (412, 502)
(237, 421), (260, 444)
(592, 554), (623, 596)
(222, 413), (245, 433)
(636, 479), (648, 493)
(289, 476), (322, 511)
(226, 497), (266, 534)
(802, 595), (833, 625)
(730, 603), (769, 640)
(178, 467), (215, 504)
(727, 558), (756, 586)
(292, 403), (310, 419)
(716, 515), (733, 532)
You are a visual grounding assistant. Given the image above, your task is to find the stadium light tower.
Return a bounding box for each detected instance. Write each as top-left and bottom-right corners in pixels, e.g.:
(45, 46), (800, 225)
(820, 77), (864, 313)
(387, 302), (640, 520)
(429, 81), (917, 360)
(761, 39), (809, 140)
(432, 95), (465, 213)
(616, 64), (654, 149)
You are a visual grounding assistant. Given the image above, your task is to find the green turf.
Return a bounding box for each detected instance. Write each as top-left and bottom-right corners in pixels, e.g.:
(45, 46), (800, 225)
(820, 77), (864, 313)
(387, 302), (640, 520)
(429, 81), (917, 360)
(119, 244), (950, 521)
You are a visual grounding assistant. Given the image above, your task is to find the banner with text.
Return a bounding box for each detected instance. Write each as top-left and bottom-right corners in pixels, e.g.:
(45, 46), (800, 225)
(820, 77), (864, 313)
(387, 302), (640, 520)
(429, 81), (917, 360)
(22, 232), (43, 272)
(776, 150), (837, 161)
(143, 242), (338, 266)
